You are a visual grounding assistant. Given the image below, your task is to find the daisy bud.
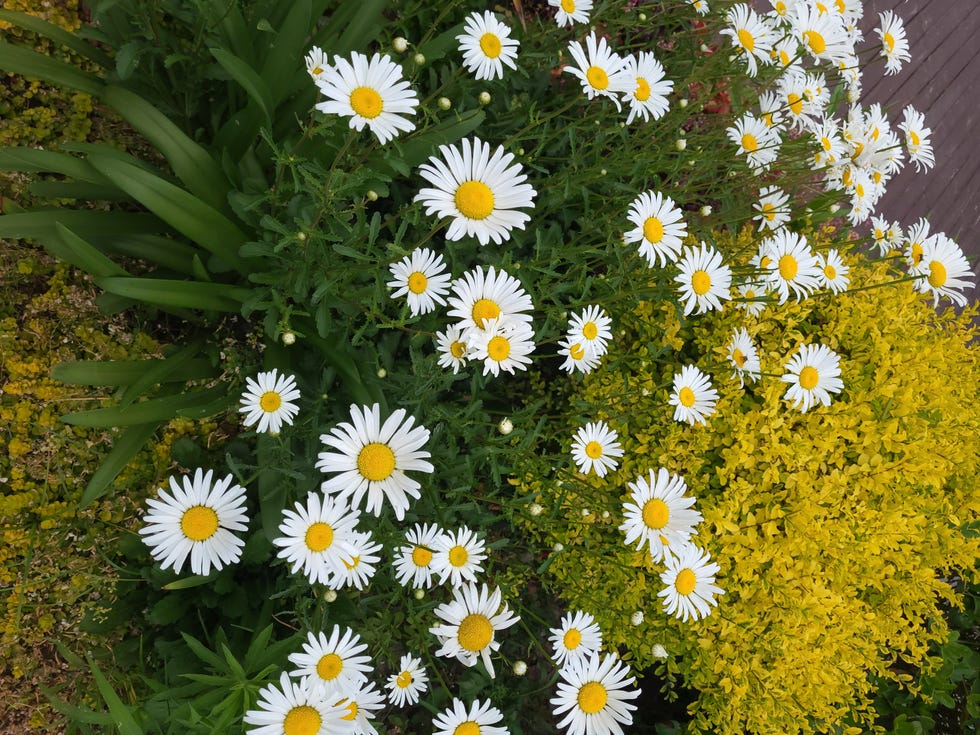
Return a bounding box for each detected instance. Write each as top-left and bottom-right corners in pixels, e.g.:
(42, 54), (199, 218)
(323, 589), (338, 602)
(830, 203), (841, 213)
(679, 98), (689, 108)
(296, 232), (306, 241)
(601, 510), (610, 519)
(529, 503), (543, 516)
(630, 610), (644, 626)
(700, 44), (710, 53)
(700, 205), (712, 216)
(393, 37), (409, 53)
(366, 190), (379, 202)
(377, 368), (387, 378)
(675, 138), (687, 151)
(413, 53), (425, 65)
(438, 97), (452, 111)
(478, 91), (491, 105)
(600, 169), (607, 176)
(281, 331), (296, 346)
(652, 644), (668, 659)
(513, 660), (527, 676)
(581, 508), (590, 517)
(498, 417), (514, 435)
(518, 148), (525, 155)
(553, 542), (564, 552)
(639, 12), (647, 20)
(414, 588), (425, 600)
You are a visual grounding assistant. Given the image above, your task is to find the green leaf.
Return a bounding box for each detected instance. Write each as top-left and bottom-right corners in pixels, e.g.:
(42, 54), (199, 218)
(40, 683), (115, 726)
(0, 147), (109, 183)
(259, 0), (311, 106)
(0, 41), (103, 96)
(29, 181), (127, 201)
(114, 40), (142, 80)
(63, 385), (228, 428)
(80, 422), (160, 506)
(117, 339), (207, 406)
(210, 48), (273, 125)
(314, 0), (388, 55)
(0, 10), (113, 66)
(52, 358), (216, 387)
(162, 575), (214, 591)
(95, 276), (248, 311)
(0, 210), (163, 243)
(101, 234), (200, 276)
(48, 224), (129, 279)
(86, 155), (250, 272)
(207, 0), (253, 63)
(388, 110), (486, 170)
(181, 632), (226, 671)
(86, 656), (144, 735)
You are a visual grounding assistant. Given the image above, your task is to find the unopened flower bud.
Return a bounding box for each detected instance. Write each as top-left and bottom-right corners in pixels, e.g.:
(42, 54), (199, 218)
(323, 589), (338, 602)
(553, 542), (564, 552)
(675, 138), (687, 151)
(414, 588), (425, 600)
(366, 190), (379, 202)
(413, 52), (425, 66)
(638, 12), (647, 21)
(631, 610), (644, 626)
(282, 331), (296, 346)
(296, 231), (307, 241)
(700, 205), (712, 216)
(438, 96), (452, 111)
(377, 368), (387, 378)
(478, 91), (491, 105)
(498, 417), (513, 435)
(529, 503), (543, 516)
(679, 98), (689, 108)
(652, 644), (668, 659)
(512, 660), (528, 676)
(393, 37), (409, 53)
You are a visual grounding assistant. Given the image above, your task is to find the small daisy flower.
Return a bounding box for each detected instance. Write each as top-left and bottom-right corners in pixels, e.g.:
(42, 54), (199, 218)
(393, 522), (444, 589)
(669, 365), (719, 426)
(468, 318), (536, 377)
(622, 52), (673, 124)
(758, 91), (786, 131)
(809, 116), (847, 169)
(549, 0), (592, 26)
(239, 369), (301, 435)
(690, 0), (710, 16)
(674, 243), (732, 316)
(430, 582), (519, 678)
(781, 343), (844, 413)
(386, 248), (451, 317)
(305, 46), (330, 81)
(658, 544), (724, 622)
(315, 52), (419, 144)
(415, 137), (537, 246)
(244, 672), (350, 735)
(753, 186), (791, 232)
(557, 337), (601, 375)
(877, 10), (910, 75)
(899, 106), (934, 173)
(915, 233), (975, 308)
(570, 421), (624, 478)
(762, 230), (822, 303)
(316, 403), (433, 521)
(436, 325), (470, 374)
(735, 280), (767, 317)
(457, 11), (519, 81)
(549, 610), (603, 667)
(817, 249), (850, 294)
(792, 3), (851, 64)
(446, 265), (535, 333)
(272, 492), (359, 586)
(139, 468), (248, 576)
(565, 32), (630, 110)
(568, 305), (612, 357)
(720, 4), (775, 77)
(336, 530), (383, 590)
(870, 215), (900, 256)
(334, 680), (385, 735)
(431, 526), (488, 586)
(727, 112), (781, 173)
(625, 190), (688, 268)
(620, 468), (703, 563)
(551, 653), (641, 735)
(432, 699), (509, 735)
(904, 216), (932, 275)
(727, 328), (761, 387)
(386, 654), (428, 707)
(288, 626), (373, 698)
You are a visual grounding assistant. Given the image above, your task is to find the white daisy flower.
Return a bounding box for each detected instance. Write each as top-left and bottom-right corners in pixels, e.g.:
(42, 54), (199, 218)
(548, 610), (603, 667)
(239, 369), (301, 435)
(915, 233), (975, 308)
(436, 324), (470, 374)
(316, 403), (433, 521)
(877, 10), (910, 75)
(315, 52), (419, 144)
(430, 582), (519, 678)
(776, 68), (810, 131)
(620, 467), (702, 563)
(139, 468), (248, 576)
(557, 337), (601, 375)
(899, 105), (934, 173)
(432, 699), (509, 735)
(446, 265), (535, 333)
(720, 4), (775, 77)
(336, 530), (383, 590)
(551, 653), (641, 735)
(761, 230), (822, 303)
(904, 216), (932, 275)
(386, 248), (451, 317)
(809, 116), (846, 169)
(757, 91), (786, 131)
(817, 249), (850, 294)
(781, 343), (844, 413)
(385, 654), (428, 707)
(669, 365), (719, 426)
(770, 36), (800, 69)
(431, 525), (488, 586)
(727, 112), (780, 172)
(726, 327), (761, 387)
(570, 421), (624, 478)
(549, 0), (592, 26)
(288, 626), (373, 698)
(564, 32), (630, 110)
(734, 280), (767, 317)
(457, 11), (519, 81)
(393, 522), (444, 589)
(870, 215), (900, 256)
(658, 544), (724, 622)
(243, 672), (350, 735)
(568, 305), (612, 357)
(334, 680), (385, 735)
(674, 243), (732, 316)
(792, 3), (851, 65)
(467, 318), (536, 377)
(622, 51), (673, 124)
(305, 46), (330, 81)
(752, 186), (791, 232)
(690, 0), (710, 16)
(624, 190), (688, 268)
(415, 137), (537, 246)
(272, 492), (359, 586)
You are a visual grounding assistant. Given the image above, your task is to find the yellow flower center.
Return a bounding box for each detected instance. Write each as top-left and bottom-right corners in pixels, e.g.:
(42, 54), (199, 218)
(577, 681), (608, 714)
(412, 546), (433, 566)
(787, 92), (803, 116)
(762, 203), (776, 220)
(737, 29), (756, 53)
(471, 298), (501, 328)
(305, 522), (334, 552)
(316, 652), (343, 681)
(350, 86), (383, 119)
(582, 321), (598, 340)
(779, 49), (791, 66)
(454, 722), (480, 735)
(815, 1), (828, 13)
(821, 136), (833, 152)
(911, 242), (923, 266)
(745, 289), (756, 299)
(778, 254), (798, 280)
(343, 555), (360, 570)
(691, 270), (711, 296)
(259, 391), (282, 412)
(283, 705), (322, 735)
(342, 701), (358, 721)
(357, 442), (396, 482)
(563, 628), (582, 649)
(675, 568), (697, 595)
(799, 366), (819, 390)
(883, 32), (895, 53)
(311, 66), (323, 76)
(741, 133), (758, 153)
(824, 264), (837, 280)
(634, 77), (651, 101)
(760, 255), (771, 268)
(487, 335), (511, 362)
(678, 386), (696, 407)
(732, 348), (747, 367)
(396, 671), (413, 688)
(909, 130), (921, 146)
(450, 340), (467, 359)
(775, 1), (787, 13)
(586, 65), (609, 90)
(569, 342), (585, 360)
(584, 440), (604, 459)
(408, 271), (428, 294)
(449, 545), (469, 567)
(455, 180), (495, 220)
(180, 506), (218, 541)
(642, 498), (670, 529)
(835, 0), (846, 12)
(561, 0), (576, 11)
(457, 613), (493, 652)
(804, 30), (827, 55)
(479, 33), (502, 59)
(855, 183), (865, 198)
(928, 260), (947, 288)
(643, 216), (665, 244)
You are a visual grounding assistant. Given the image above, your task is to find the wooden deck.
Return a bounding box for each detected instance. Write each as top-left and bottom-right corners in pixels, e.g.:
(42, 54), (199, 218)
(860, 0), (980, 304)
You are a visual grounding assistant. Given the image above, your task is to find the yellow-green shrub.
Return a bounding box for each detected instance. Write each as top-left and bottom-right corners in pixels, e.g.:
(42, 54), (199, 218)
(518, 230), (980, 735)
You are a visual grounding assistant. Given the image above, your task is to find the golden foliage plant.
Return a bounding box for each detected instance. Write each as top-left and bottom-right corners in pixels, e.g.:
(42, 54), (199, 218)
(517, 229), (980, 735)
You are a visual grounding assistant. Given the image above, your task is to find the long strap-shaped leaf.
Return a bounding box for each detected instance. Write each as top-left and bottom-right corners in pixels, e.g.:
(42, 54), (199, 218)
(62, 384), (228, 427)
(95, 276), (249, 311)
(49, 224), (130, 278)
(0, 41), (103, 96)
(0, 210), (165, 242)
(86, 155), (251, 274)
(52, 358), (217, 387)
(80, 421), (162, 507)
(210, 48), (273, 126)
(0, 10), (113, 67)
(259, 0), (311, 108)
(0, 147), (111, 184)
